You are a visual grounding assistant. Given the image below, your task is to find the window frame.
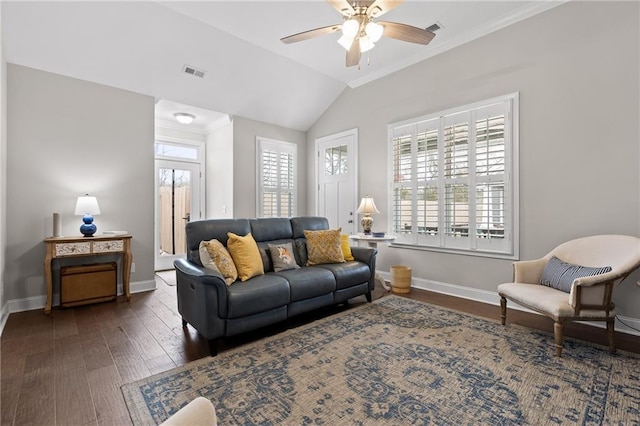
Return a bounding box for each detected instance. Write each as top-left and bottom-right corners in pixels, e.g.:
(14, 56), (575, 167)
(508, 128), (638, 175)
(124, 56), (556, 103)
(256, 137), (298, 218)
(387, 93), (519, 259)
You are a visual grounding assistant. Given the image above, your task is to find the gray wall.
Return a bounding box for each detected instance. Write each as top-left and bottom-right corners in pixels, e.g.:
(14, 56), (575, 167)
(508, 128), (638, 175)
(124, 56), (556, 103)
(206, 120), (234, 218)
(233, 116), (307, 218)
(307, 2), (640, 318)
(6, 64), (155, 303)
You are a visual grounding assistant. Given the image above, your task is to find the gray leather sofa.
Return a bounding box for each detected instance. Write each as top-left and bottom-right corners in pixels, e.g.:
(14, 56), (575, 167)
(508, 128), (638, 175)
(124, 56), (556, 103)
(174, 216), (377, 354)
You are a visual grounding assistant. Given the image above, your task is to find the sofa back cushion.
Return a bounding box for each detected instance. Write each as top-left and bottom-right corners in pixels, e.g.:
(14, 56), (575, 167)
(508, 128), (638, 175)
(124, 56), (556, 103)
(250, 218), (293, 242)
(185, 219), (251, 265)
(291, 217), (329, 238)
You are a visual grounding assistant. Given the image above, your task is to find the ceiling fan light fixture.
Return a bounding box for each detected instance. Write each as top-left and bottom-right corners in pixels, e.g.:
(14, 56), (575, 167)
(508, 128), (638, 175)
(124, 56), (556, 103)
(174, 112), (196, 124)
(359, 35), (375, 53)
(342, 18), (359, 39)
(337, 35), (354, 51)
(365, 21), (384, 42)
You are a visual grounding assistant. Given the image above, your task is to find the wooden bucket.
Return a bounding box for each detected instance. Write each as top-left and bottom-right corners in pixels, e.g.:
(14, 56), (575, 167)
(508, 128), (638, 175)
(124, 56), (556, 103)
(390, 265), (412, 294)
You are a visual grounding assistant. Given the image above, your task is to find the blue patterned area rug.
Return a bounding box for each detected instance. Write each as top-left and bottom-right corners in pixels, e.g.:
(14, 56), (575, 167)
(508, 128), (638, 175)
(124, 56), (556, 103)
(121, 296), (640, 425)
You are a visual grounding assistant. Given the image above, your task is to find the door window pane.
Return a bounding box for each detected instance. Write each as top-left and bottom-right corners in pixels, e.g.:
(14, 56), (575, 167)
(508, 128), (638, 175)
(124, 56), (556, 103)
(158, 168), (191, 256)
(325, 145), (348, 175)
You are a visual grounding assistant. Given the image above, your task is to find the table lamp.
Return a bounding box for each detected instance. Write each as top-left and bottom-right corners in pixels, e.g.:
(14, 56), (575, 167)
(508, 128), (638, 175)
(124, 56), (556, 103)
(74, 195), (101, 237)
(356, 196), (380, 235)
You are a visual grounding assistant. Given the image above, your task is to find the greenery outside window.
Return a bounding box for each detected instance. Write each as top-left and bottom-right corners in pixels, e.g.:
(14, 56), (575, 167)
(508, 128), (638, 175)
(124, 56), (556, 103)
(388, 93), (519, 258)
(257, 137), (297, 218)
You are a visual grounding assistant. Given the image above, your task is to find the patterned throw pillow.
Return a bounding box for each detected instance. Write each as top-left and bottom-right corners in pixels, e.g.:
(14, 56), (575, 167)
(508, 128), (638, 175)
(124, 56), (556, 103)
(540, 256), (612, 293)
(201, 239), (238, 285)
(199, 241), (221, 273)
(268, 243), (300, 272)
(340, 234), (355, 261)
(227, 232), (265, 281)
(304, 228), (345, 266)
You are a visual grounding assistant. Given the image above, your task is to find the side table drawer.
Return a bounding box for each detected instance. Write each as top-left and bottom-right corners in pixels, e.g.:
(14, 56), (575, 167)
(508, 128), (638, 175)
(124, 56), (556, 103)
(93, 240), (124, 253)
(55, 242), (91, 256)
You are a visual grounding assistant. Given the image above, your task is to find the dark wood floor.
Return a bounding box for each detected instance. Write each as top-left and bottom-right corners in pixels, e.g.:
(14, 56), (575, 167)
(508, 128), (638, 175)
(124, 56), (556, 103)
(1, 277), (638, 425)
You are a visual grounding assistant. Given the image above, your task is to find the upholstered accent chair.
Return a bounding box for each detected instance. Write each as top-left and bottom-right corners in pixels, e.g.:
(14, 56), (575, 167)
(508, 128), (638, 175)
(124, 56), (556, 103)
(498, 235), (640, 357)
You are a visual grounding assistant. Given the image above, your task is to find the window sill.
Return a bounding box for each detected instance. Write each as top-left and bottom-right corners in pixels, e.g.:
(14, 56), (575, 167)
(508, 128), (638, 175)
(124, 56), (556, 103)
(389, 242), (519, 260)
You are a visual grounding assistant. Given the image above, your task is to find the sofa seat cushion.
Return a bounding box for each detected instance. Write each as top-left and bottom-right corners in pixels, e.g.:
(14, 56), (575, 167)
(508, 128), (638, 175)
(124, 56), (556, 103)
(317, 261), (371, 290)
(226, 274), (290, 318)
(272, 267), (335, 302)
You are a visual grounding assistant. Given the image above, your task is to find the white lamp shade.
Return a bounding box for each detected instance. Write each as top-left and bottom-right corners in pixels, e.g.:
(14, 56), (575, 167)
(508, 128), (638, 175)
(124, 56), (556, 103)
(365, 21), (384, 42)
(356, 196), (380, 215)
(337, 35), (354, 51)
(342, 19), (359, 38)
(359, 35), (375, 53)
(74, 196), (101, 216)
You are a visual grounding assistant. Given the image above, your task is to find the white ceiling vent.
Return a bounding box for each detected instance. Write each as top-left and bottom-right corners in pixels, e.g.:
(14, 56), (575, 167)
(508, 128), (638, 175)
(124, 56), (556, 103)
(183, 65), (206, 78)
(426, 23), (442, 32)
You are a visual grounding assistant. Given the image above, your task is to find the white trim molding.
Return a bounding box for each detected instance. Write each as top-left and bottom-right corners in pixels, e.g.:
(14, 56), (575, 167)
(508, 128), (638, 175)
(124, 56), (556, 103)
(377, 271), (640, 337)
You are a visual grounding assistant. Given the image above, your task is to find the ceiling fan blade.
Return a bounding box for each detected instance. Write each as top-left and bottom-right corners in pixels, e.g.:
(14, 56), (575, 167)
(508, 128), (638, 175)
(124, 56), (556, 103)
(327, 0), (354, 16)
(366, 0), (404, 18)
(379, 21), (436, 45)
(346, 39), (361, 67)
(280, 24), (342, 44)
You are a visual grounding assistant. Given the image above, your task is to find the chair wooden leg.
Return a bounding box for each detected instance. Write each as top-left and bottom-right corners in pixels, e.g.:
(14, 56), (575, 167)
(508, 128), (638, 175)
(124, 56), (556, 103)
(554, 321), (564, 357)
(607, 318), (616, 353)
(500, 296), (507, 325)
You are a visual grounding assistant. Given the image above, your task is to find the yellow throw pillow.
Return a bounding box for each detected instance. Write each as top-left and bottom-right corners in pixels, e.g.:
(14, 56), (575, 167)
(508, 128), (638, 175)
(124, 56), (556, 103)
(227, 232), (264, 281)
(201, 239), (238, 285)
(340, 234), (355, 261)
(304, 228), (345, 265)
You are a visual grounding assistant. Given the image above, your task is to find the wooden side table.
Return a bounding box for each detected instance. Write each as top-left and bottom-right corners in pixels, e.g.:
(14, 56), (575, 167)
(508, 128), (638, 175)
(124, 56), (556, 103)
(43, 234), (132, 314)
(349, 234), (396, 291)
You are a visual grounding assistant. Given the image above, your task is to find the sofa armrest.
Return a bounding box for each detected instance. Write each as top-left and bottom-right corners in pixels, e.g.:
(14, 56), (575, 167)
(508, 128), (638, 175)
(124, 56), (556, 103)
(174, 258), (226, 284)
(351, 246), (377, 267)
(174, 258), (230, 330)
(351, 246), (378, 291)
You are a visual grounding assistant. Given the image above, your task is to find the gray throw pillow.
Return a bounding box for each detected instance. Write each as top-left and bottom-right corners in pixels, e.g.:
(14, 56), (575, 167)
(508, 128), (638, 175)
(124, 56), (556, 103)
(268, 243), (300, 272)
(540, 256), (612, 293)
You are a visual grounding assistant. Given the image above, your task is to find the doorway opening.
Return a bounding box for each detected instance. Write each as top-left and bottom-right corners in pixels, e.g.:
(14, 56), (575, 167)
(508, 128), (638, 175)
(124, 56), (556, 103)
(154, 142), (203, 271)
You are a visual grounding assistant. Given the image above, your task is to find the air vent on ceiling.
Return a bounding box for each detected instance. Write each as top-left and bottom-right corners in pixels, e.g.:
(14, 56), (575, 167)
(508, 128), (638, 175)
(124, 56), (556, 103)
(426, 23), (442, 32)
(183, 65), (206, 79)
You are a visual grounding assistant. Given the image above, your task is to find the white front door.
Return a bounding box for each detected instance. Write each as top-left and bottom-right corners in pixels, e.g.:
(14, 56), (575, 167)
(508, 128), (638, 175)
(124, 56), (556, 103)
(155, 160), (202, 271)
(316, 129), (358, 234)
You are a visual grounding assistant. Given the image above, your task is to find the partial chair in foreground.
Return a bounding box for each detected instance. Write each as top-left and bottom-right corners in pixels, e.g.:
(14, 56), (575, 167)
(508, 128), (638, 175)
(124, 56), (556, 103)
(498, 235), (640, 357)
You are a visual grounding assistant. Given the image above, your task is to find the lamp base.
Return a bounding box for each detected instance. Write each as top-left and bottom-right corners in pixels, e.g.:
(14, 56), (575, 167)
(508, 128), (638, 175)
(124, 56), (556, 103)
(361, 215), (374, 235)
(80, 214), (97, 237)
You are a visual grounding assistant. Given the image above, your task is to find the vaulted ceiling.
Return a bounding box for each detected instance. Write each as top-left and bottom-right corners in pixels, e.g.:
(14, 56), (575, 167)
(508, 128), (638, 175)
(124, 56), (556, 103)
(2, 1), (563, 131)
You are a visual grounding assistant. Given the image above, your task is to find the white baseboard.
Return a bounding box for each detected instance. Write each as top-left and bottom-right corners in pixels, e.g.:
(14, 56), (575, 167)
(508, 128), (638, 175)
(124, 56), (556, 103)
(377, 271), (640, 337)
(1, 279), (157, 319)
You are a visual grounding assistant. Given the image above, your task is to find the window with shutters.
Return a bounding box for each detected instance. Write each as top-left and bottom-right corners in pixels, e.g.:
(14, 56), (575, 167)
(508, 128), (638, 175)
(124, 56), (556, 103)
(388, 93), (519, 258)
(257, 137), (297, 218)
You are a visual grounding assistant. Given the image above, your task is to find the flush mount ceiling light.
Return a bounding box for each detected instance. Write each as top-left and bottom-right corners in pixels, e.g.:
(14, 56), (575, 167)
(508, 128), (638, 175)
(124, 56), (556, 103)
(174, 112), (196, 124)
(280, 0), (436, 68)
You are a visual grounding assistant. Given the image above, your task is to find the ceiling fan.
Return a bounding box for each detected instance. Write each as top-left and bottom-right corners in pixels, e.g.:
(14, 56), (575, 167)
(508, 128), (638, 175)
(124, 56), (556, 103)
(280, 0), (436, 68)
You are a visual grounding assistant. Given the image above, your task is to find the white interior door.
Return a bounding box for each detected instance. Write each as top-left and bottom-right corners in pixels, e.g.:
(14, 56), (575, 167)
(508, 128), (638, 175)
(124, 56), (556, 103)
(316, 129), (358, 234)
(155, 160), (202, 271)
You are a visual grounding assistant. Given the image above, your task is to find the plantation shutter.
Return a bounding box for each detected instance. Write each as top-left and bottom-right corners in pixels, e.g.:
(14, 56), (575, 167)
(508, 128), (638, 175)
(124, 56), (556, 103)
(387, 94), (517, 257)
(257, 138), (297, 218)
